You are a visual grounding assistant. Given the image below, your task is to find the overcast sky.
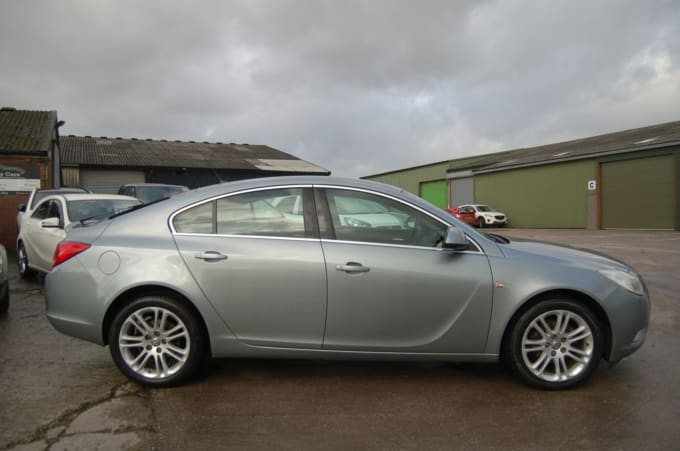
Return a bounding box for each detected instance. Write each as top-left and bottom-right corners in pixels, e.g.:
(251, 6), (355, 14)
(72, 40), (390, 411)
(2, 1), (679, 177)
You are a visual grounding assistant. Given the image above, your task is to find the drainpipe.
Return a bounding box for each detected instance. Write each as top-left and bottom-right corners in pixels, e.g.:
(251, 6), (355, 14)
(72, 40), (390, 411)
(53, 119), (66, 187)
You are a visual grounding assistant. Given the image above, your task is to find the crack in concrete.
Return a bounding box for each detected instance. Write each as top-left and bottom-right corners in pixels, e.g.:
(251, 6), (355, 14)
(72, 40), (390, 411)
(1, 382), (156, 451)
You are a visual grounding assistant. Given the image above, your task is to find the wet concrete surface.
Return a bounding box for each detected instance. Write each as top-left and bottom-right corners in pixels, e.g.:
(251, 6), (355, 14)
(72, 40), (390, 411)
(1, 229), (679, 450)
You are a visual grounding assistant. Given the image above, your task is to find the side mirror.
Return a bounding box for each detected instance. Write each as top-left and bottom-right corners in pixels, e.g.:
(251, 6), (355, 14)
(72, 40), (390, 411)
(18, 203), (26, 213)
(41, 217), (61, 229)
(443, 227), (469, 251)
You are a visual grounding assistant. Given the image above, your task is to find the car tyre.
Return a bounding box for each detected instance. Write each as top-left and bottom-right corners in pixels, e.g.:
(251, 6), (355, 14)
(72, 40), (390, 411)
(476, 217), (485, 228)
(108, 295), (206, 387)
(0, 288), (8, 314)
(17, 243), (36, 279)
(505, 298), (603, 390)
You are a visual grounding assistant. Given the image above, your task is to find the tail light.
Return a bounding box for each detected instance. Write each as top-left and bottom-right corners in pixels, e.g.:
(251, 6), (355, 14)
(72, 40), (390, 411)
(53, 241), (91, 268)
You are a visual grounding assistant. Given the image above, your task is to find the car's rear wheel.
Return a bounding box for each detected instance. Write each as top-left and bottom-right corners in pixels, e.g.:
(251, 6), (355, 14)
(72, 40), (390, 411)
(505, 298), (603, 390)
(17, 243), (36, 279)
(108, 295), (205, 387)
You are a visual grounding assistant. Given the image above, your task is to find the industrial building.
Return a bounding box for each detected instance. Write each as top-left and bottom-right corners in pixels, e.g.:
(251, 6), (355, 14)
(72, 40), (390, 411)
(59, 135), (329, 193)
(0, 107), (329, 249)
(364, 121), (680, 230)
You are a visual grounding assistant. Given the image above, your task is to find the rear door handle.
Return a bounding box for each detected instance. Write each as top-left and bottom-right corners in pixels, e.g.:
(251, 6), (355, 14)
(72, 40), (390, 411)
(194, 251), (228, 261)
(336, 262), (370, 273)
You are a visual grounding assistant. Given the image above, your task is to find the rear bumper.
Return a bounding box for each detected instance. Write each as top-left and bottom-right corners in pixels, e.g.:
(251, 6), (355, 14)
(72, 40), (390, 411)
(45, 259), (105, 345)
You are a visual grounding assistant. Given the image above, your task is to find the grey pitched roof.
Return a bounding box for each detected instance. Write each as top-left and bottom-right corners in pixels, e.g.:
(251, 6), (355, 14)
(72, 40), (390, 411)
(60, 136), (330, 174)
(449, 120), (680, 173)
(0, 107), (57, 155)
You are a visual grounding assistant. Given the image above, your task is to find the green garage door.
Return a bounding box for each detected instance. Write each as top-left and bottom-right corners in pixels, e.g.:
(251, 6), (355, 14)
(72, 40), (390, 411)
(419, 180), (447, 208)
(601, 155), (675, 229)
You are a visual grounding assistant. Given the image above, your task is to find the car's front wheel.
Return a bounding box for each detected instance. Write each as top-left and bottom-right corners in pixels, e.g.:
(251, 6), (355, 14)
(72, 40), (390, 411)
(505, 298), (603, 390)
(108, 295), (206, 387)
(476, 217), (485, 228)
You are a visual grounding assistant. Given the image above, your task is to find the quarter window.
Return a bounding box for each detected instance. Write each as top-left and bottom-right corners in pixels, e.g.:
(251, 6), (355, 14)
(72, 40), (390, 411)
(324, 189), (447, 247)
(174, 202), (214, 234)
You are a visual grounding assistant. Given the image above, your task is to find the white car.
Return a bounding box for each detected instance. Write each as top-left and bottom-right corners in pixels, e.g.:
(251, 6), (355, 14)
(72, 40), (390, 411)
(458, 204), (508, 228)
(17, 187), (89, 229)
(0, 244), (9, 314)
(17, 193), (141, 277)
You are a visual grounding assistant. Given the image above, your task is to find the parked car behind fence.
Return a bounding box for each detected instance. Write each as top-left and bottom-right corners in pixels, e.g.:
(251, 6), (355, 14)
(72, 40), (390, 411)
(118, 183), (189, 204)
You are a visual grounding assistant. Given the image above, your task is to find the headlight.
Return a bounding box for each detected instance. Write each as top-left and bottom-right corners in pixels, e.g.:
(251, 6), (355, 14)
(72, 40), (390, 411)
(599, 268), (645, 296)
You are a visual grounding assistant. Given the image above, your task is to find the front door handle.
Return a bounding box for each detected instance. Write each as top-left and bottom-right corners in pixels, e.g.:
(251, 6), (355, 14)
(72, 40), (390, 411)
(195, 251), (228, 262)
(336, 262), (370, 273)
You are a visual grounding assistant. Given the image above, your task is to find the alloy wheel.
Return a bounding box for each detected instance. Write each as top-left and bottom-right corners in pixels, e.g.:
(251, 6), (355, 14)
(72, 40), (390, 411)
(118, 306), (191, 379)
(520, 309), (594, 383)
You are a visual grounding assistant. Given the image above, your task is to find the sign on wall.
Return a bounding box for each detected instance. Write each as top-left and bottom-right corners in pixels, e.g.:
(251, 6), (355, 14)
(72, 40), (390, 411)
(0, 163), (41, 194)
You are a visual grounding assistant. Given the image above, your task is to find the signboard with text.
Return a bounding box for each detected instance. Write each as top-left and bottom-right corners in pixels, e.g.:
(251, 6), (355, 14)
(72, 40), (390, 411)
(0, 163), (41, 194)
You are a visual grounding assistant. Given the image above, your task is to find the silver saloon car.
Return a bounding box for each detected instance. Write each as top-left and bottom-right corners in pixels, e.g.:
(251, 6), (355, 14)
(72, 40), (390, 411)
(45, 176), (650, 389)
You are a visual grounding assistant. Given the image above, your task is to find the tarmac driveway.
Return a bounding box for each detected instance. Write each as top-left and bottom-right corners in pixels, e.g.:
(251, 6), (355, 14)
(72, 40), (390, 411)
(1, 229), (679, 450)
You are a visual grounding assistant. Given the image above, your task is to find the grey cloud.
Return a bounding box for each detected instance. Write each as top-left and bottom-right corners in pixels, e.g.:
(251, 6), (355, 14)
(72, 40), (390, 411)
(1, 0), (679, 177)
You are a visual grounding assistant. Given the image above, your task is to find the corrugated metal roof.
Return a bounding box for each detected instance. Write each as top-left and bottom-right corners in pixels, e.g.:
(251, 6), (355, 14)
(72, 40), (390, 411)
(0, 107), (57, 154)
(449, 120), (680, 173)
(61, 136), (330, 174)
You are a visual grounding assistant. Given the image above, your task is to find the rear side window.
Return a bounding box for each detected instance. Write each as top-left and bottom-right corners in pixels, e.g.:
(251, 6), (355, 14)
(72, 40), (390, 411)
(173, 188), (310, 238)
(217, 189), (305, 237)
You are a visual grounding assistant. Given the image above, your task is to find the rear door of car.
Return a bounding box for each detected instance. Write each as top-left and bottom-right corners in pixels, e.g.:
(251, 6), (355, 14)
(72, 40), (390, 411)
(172, 186), (328, 349)
(317, 186), (494, 353)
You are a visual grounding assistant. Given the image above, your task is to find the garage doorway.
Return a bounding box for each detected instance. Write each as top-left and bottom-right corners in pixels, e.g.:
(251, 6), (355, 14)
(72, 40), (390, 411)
(601, 155), (675, 229)
(80, 169), (145, 194)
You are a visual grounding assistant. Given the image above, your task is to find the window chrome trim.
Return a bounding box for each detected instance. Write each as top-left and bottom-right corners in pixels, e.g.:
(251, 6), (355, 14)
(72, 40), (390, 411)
(173, 232), (321, 242)
(168, 182), (484, 254)
(321, 238), (483, 254)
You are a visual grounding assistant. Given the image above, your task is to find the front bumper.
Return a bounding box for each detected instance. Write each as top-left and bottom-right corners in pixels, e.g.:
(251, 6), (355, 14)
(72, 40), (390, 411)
(605, 284), (651, 364)
(481, 216), (507, 226)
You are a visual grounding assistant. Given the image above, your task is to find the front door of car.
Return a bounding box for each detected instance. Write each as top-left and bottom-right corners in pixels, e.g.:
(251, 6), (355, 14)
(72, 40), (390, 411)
(172, 187), (328, 349)
(318, 188), (494, 353)
(23, 199), (66, 272)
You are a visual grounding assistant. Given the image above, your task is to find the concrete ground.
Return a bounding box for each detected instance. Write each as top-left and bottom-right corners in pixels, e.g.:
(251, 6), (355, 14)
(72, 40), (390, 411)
(1, 229), (679, 450)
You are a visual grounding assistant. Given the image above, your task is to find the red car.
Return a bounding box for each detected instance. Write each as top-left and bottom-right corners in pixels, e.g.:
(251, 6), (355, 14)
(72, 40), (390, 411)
(445, 206), (476, 225)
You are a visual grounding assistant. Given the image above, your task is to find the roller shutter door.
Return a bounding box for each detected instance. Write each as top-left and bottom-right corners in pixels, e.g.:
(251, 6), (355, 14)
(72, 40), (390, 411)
(451, 176), (474, 207)
(80, 169), (145, 194)
(601, 155), (675, 229)
(419, 180), (447, 208)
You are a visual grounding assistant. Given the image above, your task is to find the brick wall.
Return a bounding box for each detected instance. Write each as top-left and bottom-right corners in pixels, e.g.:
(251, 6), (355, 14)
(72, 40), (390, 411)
(0, 156), (49, 252)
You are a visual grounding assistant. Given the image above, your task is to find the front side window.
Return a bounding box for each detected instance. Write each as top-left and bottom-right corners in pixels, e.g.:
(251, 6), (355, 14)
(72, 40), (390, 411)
(173, 188), (309, 238)
(31, 200), (50, 220)
(325, 189), (447, 247)
(47, 200), (61, 220)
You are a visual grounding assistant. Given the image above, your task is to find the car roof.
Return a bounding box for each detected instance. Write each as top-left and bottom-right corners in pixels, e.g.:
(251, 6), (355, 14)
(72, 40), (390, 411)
(44, 193), (142, 202)
(36, 187), (88, 193)
(122, 183), (188, 188)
